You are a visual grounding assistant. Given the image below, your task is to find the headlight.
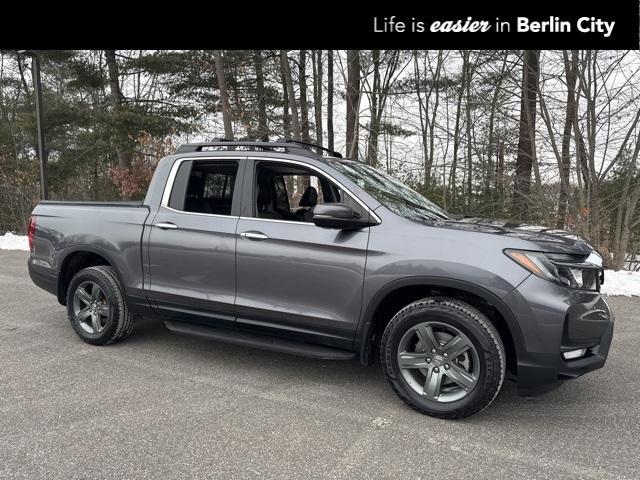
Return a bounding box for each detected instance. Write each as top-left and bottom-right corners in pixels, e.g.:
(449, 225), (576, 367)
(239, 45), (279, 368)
(585, 250), (603, 267)
(504, 249), (601, 291)
(504, 249), (557, 280)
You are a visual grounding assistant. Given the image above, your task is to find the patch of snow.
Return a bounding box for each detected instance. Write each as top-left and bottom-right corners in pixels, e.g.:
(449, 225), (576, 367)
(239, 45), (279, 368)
(0, 233), (29, 251)
(601, 270), (640, 297)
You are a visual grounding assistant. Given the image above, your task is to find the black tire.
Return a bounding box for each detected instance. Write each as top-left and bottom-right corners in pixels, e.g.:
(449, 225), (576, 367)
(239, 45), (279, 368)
(380, 297), (505, 419)
(66, 265), (135, 345)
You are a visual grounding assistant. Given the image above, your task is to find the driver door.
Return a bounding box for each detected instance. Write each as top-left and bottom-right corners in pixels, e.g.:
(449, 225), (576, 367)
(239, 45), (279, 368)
(234, 158), (371, 349)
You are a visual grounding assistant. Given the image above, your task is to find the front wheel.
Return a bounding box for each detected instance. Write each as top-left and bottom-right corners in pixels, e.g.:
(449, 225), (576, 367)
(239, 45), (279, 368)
(380, 297), (505, 419)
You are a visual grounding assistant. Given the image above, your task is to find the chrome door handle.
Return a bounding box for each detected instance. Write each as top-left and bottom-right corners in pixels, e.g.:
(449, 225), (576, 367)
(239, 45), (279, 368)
(155, 222), (178, 230)
(240, 231), (268, 241)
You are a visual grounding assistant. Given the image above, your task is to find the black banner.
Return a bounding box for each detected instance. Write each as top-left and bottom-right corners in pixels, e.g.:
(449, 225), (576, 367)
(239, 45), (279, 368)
(4, 2), (639, 49)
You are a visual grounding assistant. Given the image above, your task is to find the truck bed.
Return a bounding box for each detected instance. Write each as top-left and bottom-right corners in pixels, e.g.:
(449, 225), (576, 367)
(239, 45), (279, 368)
(29, 201), (151, 302)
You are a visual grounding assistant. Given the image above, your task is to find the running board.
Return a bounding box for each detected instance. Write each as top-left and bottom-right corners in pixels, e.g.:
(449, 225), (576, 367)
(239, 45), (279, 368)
(164, 321), (356, 360)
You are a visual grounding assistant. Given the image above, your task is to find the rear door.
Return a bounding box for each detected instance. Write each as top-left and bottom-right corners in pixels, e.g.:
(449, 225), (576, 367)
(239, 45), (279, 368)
(234, 158), (374, 349)
(146, 157), (245, 327)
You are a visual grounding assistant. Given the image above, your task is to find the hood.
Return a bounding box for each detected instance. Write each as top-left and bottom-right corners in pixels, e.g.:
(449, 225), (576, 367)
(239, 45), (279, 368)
(430, 217), (595, 256)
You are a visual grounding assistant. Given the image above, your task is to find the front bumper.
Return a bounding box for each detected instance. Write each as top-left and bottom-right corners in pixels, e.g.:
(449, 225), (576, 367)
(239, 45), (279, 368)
(503, 274), (614, 396)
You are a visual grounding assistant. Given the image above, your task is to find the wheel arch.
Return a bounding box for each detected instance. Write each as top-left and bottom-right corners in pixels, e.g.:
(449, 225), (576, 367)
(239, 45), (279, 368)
(355, 277), (525, 375)
(57, 245), (121, 305)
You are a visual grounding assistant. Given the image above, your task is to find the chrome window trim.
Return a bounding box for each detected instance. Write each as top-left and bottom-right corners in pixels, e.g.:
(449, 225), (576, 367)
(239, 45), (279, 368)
(238, 216), (316, 226)
(160, 155), (382, 225)
(161, 157), (187, 207)
(248, 156), (382, 224)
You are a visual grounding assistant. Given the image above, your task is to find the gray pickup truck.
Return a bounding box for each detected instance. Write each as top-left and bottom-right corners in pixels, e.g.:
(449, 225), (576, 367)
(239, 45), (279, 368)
(27, 139), (613, 418)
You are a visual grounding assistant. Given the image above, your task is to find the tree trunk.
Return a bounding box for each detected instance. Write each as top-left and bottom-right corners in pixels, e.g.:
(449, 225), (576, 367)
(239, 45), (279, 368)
(298, 50), (311, 143)
(496, 141), (505, 208)
(16, 51), (30, 96)
(428, 52), (444, 188)
(279, 54), (291, 138)
(327, 50), (334, 151)
(104, 50), (132, 170)
(512, 50), (540, 220)
(413, 51), (430, 184)
(312, 50), (323, 147)
(280, 50), (301, 140)
(296, 54), (311, 192)
(279, 54), (294, 194)
(346, 50), (360, 159)
(486, 52), (509, 203)
(465, 55), (474, 210)
(254, 50), (269, 141)
(556, 50), (578, 228)
(448, 51), (468, 209)
(366, 50), (381, 166)
(213, 50), (233, 140)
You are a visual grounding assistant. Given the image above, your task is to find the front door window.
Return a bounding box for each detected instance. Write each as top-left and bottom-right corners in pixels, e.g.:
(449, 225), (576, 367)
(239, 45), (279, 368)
(254, 162), (363, 223)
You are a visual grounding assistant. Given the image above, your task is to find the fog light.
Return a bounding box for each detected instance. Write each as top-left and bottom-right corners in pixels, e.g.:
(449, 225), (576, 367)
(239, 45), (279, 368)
(562, 348), (587, 360)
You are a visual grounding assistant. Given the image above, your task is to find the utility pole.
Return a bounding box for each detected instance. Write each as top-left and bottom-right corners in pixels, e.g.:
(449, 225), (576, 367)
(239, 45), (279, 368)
(18, 50), (48, 199)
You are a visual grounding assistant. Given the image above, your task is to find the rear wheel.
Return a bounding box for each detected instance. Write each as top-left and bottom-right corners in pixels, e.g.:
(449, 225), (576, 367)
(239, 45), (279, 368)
(380, 297), (505, 419)
(66, 266), (135, 345)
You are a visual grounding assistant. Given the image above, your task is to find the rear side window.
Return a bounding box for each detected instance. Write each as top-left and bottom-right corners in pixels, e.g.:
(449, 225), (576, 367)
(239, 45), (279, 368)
(168, 161), (238, 216)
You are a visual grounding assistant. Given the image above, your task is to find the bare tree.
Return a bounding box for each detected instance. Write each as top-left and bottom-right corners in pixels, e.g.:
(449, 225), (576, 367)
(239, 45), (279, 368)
(213, 50), (233, 140)
(280, 50), (301, 140)
(254, 50), (269, 141)
(447, 50), (470, 209)
(327, 50), (334, 151)
(574, 50), (640, 250)
(312, 50), (323, 146)
(513, 50), (540, 219)
(364, 50), (403, 166)
(346, 50), (360, 159)
(104, 50), (132, 169)
(278, 52), (291, 138)
(298, 50), (311, 143)
(483, 52), (510, 209)
(413, 50), (445, 186)
(554, 50), (579, 228)
(464, 52), (475, 208)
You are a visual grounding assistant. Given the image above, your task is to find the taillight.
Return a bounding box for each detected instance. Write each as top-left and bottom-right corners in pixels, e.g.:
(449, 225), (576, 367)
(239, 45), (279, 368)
(27, 216), (36, 251)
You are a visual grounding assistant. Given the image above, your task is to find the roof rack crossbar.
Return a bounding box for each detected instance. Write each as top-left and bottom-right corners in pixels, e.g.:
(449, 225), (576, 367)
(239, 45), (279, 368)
(175, 139), (343, 158)
(174, 142), (281, 154)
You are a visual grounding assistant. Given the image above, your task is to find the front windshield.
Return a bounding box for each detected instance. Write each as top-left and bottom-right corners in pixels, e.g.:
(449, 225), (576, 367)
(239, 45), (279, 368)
(329, 160), (450, 221)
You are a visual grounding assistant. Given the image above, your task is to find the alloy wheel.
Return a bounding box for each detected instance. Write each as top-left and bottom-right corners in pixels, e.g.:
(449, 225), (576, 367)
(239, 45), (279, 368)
(397, 321), (480, 402)
(72, 281), (109, 334)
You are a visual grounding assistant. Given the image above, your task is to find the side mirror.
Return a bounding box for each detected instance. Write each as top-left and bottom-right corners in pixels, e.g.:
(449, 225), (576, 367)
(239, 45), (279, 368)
(312, 203), (374, 230)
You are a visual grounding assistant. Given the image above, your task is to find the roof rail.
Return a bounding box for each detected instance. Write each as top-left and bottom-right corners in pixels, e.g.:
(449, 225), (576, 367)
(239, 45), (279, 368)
(174, 138), (343, 159)
(175, 141), (282, 155)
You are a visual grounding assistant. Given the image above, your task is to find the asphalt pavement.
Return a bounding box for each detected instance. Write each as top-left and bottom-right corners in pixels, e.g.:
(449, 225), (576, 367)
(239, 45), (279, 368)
(1, 250), (638, 479)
